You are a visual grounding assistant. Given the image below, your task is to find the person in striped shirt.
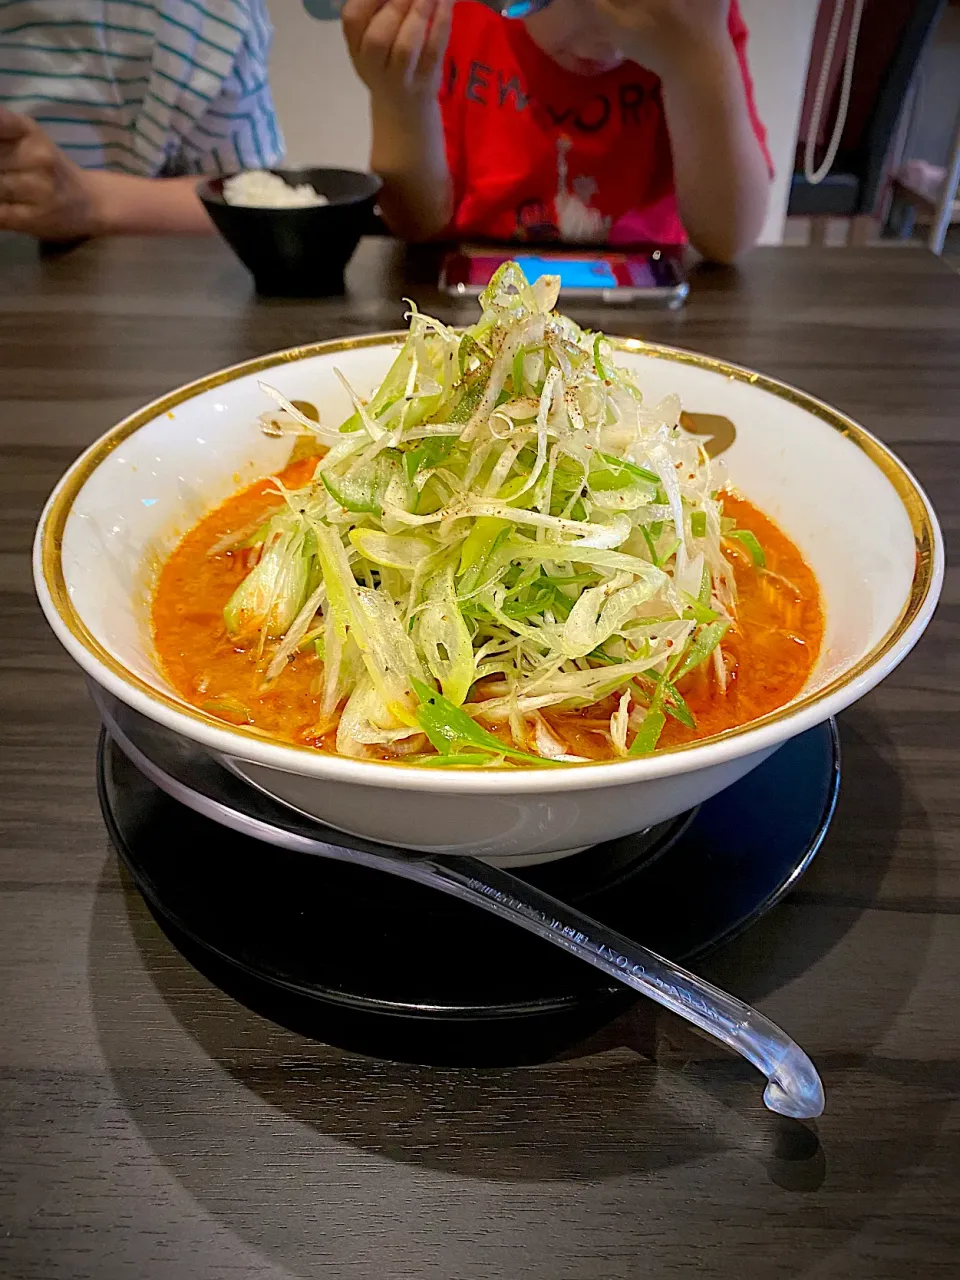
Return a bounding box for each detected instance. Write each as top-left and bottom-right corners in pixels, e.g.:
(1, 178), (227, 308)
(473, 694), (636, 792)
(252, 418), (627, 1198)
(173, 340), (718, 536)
(0, 0), (282, 240)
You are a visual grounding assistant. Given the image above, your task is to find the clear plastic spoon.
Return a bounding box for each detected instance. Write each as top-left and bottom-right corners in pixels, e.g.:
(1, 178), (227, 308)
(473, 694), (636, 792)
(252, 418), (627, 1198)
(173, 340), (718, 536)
(400, 854), (825, 1120)
(94, 686), (826, 1121)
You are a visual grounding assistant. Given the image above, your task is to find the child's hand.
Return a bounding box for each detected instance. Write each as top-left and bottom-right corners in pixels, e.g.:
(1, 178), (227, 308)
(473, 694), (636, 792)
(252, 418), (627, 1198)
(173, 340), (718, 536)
(342, 0), (452, 107)
(593, 0), (731, 78)
(343, 0), (454, 241)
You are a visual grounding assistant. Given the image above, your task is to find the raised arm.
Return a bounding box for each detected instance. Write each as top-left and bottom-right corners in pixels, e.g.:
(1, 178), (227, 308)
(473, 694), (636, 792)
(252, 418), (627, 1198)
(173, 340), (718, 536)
(342, 0), (454, 242)
(595, 0), (771, 262)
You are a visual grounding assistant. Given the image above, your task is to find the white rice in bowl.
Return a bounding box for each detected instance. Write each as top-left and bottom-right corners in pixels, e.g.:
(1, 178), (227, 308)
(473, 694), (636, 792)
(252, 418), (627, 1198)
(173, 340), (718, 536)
(223, 170), (329, 209)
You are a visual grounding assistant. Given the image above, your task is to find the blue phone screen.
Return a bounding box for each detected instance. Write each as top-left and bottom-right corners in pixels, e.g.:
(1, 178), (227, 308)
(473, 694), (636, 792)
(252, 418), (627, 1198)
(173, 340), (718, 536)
(510, 255), (618, 289)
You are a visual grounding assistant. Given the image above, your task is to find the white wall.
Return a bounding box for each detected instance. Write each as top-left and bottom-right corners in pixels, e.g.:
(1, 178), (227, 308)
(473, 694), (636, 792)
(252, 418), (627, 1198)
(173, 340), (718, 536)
(266, 5), (369, 169)
(738, 0), (820, 243)
(266, 0), (820, 244)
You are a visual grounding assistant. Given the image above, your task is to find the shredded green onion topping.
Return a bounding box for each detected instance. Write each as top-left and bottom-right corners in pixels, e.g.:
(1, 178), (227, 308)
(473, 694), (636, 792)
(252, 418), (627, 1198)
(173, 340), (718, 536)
(223, 262), (758, 763)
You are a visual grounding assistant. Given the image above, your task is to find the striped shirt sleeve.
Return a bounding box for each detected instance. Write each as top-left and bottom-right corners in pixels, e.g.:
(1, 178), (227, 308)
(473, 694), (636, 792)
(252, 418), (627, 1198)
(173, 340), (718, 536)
(166, 0), (283, 174)
(0, 1), (282, 177)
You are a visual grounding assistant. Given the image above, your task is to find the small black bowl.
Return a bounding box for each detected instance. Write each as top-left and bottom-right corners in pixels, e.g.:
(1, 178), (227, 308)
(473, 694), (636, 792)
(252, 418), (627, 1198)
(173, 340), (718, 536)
(198, 167), (382, 297)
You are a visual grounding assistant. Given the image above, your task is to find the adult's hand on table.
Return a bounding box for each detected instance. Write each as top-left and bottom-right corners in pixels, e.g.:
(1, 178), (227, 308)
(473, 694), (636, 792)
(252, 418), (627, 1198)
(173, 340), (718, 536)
(0, 107), (103, 240)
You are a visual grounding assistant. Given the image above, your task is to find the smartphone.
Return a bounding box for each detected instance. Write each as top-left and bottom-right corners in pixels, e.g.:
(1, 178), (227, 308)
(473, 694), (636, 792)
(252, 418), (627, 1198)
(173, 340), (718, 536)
(440, 248), (688, 307)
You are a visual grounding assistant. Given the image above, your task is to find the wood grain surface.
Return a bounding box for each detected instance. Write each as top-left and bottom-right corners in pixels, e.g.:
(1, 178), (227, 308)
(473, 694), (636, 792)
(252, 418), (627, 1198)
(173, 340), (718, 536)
(1, 234), (958, 1280)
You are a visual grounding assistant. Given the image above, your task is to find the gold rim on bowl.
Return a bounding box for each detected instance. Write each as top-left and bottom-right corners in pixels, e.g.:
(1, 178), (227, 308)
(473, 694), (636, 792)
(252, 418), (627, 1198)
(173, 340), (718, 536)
(37, 334), (940, 775)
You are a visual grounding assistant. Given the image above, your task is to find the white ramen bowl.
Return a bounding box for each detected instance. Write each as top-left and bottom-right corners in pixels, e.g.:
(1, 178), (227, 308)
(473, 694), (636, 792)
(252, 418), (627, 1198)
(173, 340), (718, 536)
(34, 336), (943, 867)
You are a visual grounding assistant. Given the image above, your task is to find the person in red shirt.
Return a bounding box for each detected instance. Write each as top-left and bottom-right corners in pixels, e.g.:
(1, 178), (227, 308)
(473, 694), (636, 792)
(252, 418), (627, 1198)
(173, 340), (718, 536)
(343, 0), (771, 262)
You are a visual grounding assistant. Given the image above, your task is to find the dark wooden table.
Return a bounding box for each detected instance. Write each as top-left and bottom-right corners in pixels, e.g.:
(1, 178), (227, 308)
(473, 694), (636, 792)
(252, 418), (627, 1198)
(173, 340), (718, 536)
(1, 235), (958, 1280)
